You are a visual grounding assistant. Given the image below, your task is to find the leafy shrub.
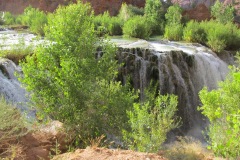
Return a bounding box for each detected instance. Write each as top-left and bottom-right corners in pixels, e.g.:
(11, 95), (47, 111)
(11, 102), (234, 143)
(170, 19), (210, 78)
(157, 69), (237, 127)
(199, 55), (240, 158)
(183, 20), (206, 44)
(94, 12), (122, 36)
(123, 91), (179, 153)
(165, 5), (182, 25)
(201, 21), (240, 52)
(0, 97), (28, 158)
(123, 16), (151, 39)
(164, 4), (183, 41)
(21, 1), (136, 148)
(118, 3), (144, 22)
(128, 5), (144, 16)
(2, 12), (15, 25)
(211, 0), (234, 24)
(164, 24), (183, 41)
(18, 6), (47, 36)
(144, 0), (165, 35)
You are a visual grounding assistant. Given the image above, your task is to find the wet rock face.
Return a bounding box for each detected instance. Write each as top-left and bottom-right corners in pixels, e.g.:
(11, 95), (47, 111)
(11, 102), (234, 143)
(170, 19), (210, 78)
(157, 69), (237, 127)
(116, 45), (229, 140)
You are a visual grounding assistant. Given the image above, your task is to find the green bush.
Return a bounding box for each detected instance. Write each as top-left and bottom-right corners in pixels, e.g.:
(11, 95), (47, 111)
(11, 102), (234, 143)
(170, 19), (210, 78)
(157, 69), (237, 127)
(199, 54), (240, 158)
(123, 16), (151, 39)
(211, 0), (234, 24)
(128, 5), (144, 16)
(144, 0), (165, 35)
(118, 3), (144, 22)
(20, 1), (136, 147)
(123, 91), (179, 153)
(183, 20), (206, 44)
(165, 5), (182, 25)
(164, 24), (183, 41)
(94, 12), (122, 36)
(2, 12), (16, 25)
(201, 20), (240, 52)
(164, 4), (183, 41)
(18, 6), (47, 36)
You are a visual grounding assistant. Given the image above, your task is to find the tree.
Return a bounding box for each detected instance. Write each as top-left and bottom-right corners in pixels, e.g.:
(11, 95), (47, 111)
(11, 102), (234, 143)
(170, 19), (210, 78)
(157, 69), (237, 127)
(164, 4), (183, 40)
(20, 1), (136, 147)
(199, 54), (240, 158)
(144, 0), (165, 35)
(165, 4), (182, 25)
(211, 0), (234, 24)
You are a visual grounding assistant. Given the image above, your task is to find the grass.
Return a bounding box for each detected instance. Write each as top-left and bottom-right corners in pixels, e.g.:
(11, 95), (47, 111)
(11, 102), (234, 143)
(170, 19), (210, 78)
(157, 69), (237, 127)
(163, 137), (214, 160)
(0, 36), (34, 64)
(0, 97), (28, 159)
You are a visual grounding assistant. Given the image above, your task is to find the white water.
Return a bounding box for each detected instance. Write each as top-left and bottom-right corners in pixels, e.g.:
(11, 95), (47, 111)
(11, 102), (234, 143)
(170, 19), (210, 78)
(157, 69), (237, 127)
(0, 58), (29, 110)
(0, 29), (44, 50)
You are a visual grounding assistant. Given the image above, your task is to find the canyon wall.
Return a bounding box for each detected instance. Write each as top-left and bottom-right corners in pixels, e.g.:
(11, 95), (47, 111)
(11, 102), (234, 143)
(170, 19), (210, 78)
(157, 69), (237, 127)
(0, 0), (145, 15)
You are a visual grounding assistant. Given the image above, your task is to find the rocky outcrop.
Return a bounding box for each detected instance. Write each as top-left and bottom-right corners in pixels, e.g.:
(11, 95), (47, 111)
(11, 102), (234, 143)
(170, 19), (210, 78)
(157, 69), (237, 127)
(183, 4), (211, 21)
(0, 0), (145, 15)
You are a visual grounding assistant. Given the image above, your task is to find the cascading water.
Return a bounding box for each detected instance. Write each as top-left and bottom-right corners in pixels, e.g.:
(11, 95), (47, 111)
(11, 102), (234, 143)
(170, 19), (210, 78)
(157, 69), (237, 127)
(0, 58), (29, 111)
(115, 39), (229, 140)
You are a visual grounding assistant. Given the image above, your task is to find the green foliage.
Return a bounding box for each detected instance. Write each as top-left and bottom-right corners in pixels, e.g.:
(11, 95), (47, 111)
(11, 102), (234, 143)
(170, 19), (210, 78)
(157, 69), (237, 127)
(164, 4), (183, 41)
(144, 0), (165, 35)
(20, 1), (136, 147)
(18, 6), (47, 36)
(183, 20), (206, 43)
(165, 5), (182, 25)
(199, 55), (240, 158)
(123, 91), (179, 153)
(123, 16), (151, 39)
(211, 0), (234, 24)
(0, 97), (28, 156)
(201, 20), (240, 52)
(93, 12), (122, 36)
(182, 19), (240, 51)
(118, 3), (144, 22)
(2, 12), (16, 25)
(164, 24), (183, 41)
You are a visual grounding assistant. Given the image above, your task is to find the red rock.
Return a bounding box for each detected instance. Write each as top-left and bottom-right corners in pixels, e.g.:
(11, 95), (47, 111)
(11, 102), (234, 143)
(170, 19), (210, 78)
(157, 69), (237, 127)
(183, 4), (211, 21)
(0, 0), (145, 15)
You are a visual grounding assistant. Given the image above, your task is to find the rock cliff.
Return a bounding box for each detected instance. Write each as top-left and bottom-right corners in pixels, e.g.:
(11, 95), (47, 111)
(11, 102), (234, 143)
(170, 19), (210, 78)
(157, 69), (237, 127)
(0, 0), (145, 15)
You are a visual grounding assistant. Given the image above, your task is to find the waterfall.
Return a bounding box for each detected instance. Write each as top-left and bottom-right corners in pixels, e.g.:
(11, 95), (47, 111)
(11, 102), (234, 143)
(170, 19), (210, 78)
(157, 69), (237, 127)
(0, 58), (30, 113)
(116, 40), (229, 140)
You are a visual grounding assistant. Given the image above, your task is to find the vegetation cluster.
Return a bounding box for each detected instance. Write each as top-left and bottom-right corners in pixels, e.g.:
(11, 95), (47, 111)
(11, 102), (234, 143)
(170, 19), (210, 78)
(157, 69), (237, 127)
(0, 0), (240, 159)
(1, 0), (240, 53)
